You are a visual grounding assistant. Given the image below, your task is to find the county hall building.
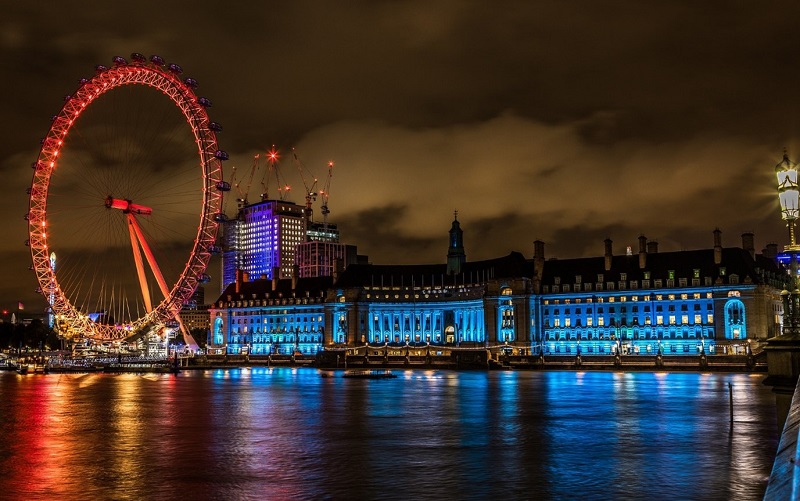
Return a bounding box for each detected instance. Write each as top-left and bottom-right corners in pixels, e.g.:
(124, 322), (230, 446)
(207, 215), (786, 358)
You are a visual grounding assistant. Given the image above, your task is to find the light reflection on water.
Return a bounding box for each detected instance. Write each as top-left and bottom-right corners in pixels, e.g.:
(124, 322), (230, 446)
(0, 369), (777, 500)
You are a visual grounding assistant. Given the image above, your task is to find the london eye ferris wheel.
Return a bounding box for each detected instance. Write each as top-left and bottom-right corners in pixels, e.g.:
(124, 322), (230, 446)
(26, 53), (231, 342)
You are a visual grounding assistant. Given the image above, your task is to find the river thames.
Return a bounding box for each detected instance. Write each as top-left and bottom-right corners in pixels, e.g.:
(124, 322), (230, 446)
(0, 369), (778, 500)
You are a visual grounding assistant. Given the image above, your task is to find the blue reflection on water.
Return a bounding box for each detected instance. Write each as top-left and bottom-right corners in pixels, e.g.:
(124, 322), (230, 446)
(0, 369), (777, 500)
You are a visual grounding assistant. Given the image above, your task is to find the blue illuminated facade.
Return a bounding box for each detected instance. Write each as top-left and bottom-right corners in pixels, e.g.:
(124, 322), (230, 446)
(208, 223), (787, 357)
(209, 277), (330, 355)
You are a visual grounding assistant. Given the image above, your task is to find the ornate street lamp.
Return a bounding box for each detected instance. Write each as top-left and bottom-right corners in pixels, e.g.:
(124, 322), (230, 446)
(776, 151), (800, 336)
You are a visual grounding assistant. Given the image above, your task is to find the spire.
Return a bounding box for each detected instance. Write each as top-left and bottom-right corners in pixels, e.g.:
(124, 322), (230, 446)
(447, 211), (466, 275)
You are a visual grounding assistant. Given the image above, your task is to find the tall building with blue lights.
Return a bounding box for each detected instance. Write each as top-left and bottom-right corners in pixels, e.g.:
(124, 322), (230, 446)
(221, 200), (306, 291)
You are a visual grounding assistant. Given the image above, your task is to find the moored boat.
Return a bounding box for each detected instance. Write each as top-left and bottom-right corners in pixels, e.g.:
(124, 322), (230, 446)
(342, 369), (397, 379)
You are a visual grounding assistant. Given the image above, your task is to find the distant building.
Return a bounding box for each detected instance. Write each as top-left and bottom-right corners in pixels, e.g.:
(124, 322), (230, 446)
(180, 304), (211, 333)
(296, 242), (359, 278)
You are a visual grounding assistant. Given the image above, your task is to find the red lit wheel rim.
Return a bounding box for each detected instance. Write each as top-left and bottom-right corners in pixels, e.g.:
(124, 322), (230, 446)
(27, 57), (224, 340)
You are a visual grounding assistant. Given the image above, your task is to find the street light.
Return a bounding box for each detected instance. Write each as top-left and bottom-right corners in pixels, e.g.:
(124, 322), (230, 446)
(776, 151), (800, 336)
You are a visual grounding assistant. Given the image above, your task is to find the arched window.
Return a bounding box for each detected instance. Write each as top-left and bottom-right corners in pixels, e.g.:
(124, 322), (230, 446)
(213, 317), (224, 346)
(724, 299), (746, 339)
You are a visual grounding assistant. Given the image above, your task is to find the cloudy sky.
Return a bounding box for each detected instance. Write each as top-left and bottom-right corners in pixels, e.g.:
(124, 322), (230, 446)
(2, 1), (799, 313)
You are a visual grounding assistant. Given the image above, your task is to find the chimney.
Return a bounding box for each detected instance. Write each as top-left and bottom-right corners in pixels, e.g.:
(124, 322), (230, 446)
(272, 266), (280, 291)
(333, 258), (345, 284)
(292, 264), (299, 290)
(713, 228), (722, 265)
(764, 243), (779, 260)
(604, 238), (613, 271)
(638, 234), (647, 269)
(533, 240), (545, 279)
(235, 269), (243, 294)
(647, 241), (658, 253)
(741, 232), (755, 260)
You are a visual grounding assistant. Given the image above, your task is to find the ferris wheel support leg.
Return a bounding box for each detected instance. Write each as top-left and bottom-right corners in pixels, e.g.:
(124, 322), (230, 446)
(128, 216), (153, 313)
(127, 214), (200, 351)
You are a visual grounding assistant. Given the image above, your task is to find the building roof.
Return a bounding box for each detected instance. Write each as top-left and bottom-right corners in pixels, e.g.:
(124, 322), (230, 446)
(334, 251), (532, 289)
(539, 247), (784, 286)
(216, 275), (333, 302)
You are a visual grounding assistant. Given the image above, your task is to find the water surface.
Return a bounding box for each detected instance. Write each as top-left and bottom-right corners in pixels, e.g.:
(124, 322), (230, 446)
(0, 369), (778, 500)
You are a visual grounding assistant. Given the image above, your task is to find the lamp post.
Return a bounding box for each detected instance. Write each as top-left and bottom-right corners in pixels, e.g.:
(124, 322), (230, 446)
(765, 151), (800, 429)
(777, 150), (800, 334)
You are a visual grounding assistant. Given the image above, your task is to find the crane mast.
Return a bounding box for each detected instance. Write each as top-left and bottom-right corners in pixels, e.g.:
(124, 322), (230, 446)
(319, 160), (333, 233)
(292, 148), (319, 228)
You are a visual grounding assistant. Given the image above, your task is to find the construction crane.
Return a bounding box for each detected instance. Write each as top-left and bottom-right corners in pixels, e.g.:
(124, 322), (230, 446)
(319, 160), (334, 233)
(259, 146), (291, 201)
(232, 154), (259, 208)
(292, 148), (319, 226)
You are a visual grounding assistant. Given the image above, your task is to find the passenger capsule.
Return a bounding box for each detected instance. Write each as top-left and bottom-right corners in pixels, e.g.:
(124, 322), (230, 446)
(112, 56), (127, 66)
(149, 55), (165, 66)
(197, 97), (212, 108)
(214, 150), (229, 161)
(209, 122), (223, 132)
(23, 213), (29, 221)
(35, 287), (42, 294)
(208, 245), (222, 254)
(24, 240), (30, 246)
(79, 78), (89, 85)
(184, 77), (198, 88)
(216, 180), (231, 191)
(168, 63), (183, 74)
(131, 52), (147, 63)
(95, 65), (107, 73)
(199, 274), (211, 283)
(213, 213), (229, 223)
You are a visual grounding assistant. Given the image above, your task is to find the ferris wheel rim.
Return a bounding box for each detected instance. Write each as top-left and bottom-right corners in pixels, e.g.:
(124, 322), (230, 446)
(27, 55), (226, 340)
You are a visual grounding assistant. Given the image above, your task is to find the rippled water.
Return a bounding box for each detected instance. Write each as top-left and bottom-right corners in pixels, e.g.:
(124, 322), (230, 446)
(0, 369), (778, 500)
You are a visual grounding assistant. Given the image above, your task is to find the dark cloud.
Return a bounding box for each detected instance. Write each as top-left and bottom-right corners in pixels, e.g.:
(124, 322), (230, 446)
(2, 1), (798, 312)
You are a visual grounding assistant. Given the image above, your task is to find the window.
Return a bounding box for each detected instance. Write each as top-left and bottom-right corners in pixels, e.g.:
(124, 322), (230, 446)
(724, 299), (746, 339)
(620, 273), (627, 281)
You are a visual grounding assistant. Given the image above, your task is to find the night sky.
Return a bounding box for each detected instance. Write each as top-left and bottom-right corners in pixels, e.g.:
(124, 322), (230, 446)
(3, 1), (800, 313)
